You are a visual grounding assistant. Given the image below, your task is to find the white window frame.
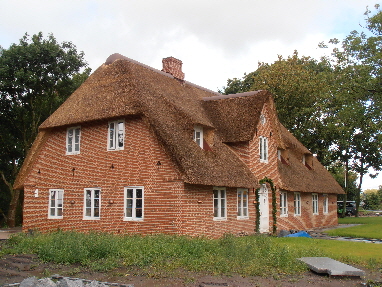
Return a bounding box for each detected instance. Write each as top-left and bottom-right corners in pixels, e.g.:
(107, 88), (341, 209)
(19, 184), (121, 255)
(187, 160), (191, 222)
(108, 120), (125, 151)
(48, 189), (64, 219)
(66, 126), (81, 155)
(213, 187), (226, 220)
(259, 136), (268, 163)
(83, 188), (101, 220)
(323, 194), (329, 214)
(237, 188), (249, 219)
(312, 193), (319, 215)
(280, 191), (288, 217)
(293, 192), (301, 216)
(124, 186), (144, 221)
(193, 125), (204, 149)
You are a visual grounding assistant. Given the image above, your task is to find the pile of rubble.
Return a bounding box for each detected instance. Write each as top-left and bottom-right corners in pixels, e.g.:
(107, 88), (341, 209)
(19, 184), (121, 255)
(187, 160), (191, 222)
(3, 276), (133, 287)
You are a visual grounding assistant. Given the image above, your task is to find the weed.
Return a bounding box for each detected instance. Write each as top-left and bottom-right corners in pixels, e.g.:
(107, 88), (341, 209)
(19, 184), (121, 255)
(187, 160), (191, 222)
(42, 268), (51, 278)
(3, 231), (381, 277)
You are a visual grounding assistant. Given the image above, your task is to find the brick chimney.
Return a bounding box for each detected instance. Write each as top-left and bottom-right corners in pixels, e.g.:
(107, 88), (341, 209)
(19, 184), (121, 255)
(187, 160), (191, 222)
(162, 57), (185, 80)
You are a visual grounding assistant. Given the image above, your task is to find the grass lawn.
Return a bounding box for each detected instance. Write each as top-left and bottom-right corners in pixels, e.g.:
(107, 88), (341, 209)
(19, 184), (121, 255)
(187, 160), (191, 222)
(276, 237), (382, 269)
(1, 229), (381, 277)
(325, 216), (382, 239)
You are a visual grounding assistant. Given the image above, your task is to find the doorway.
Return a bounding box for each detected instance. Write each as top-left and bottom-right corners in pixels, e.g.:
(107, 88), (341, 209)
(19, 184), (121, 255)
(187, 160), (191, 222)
(258, 184), (269, 233)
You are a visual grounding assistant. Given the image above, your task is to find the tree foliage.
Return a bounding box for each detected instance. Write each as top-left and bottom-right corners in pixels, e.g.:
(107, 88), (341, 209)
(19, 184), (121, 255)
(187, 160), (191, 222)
(0, 32), (90, 226)
(221, 51), (334, 165)
(221, 5), (382, 217)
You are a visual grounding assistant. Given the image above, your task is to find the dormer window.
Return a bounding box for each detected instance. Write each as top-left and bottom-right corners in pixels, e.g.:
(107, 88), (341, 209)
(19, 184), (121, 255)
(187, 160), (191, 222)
(108, 120), (124, 151)
(302, 154), (313, 170)
(193, 125), (204, 149)
(277, 149), (289, 165)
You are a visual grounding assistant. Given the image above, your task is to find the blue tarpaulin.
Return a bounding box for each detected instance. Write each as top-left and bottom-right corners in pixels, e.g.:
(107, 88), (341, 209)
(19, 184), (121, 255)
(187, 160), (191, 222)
(284, 231), (312, 238)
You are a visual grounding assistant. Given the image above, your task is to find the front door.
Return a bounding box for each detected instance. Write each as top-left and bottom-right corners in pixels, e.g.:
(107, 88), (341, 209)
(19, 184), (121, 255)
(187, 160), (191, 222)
(258, 184), (269, 233)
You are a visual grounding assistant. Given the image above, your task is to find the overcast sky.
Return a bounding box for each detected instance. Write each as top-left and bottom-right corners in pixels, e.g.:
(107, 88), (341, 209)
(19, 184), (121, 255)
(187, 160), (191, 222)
(1, 0), (381, 190)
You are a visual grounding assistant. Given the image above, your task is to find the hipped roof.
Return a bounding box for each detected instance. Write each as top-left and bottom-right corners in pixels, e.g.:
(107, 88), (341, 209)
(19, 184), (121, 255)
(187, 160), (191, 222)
(15, 54), (344, 194)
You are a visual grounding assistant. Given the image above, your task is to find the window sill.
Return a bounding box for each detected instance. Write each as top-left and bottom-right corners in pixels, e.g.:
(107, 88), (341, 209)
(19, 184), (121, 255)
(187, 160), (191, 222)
(293, 214), (301, 217)
(213, 218), (227, 221)
(48, 217), (63, 219)
(83, 217), (100, 220)
(280, 214), (288, 218)
(123, 218), (144, 221)
(237, 216), (249, 220)
(66, 152), (80, 155)
(107, 148), (124, 151)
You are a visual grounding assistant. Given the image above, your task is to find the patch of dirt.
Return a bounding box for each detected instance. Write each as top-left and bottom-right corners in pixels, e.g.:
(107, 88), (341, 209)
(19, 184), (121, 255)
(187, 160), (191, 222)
(0, 254), (381, 287)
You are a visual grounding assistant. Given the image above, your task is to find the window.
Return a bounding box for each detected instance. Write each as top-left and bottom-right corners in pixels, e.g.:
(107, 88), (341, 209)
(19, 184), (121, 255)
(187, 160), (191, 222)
(294, 192), (301, 216)
(213, 187), (226, 220)
(66, 127), (81, 155)
(237, 188), (249, 219)
(259, 136), (268, 163)
(323, 194), (328, 214)
(84, 188), (101, 219)
(260, 114), (266, 125)
(312, 193), (319, 215)
(193, 125), (204, 148)
(48, 189), (63, 219)
(108, 120), (124, 150)
(124, 187), (144, 220)
(280, 191), (288, 217)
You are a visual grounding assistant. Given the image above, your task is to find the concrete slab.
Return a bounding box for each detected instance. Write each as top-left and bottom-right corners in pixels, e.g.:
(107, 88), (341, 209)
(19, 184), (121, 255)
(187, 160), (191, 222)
(298, 257), (365, 277)
(0, 227), (22, 240)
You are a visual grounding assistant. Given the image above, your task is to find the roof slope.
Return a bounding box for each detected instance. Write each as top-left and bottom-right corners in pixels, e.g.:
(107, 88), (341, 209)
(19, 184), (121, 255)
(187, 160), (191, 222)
(203, 91), (343, 195)
(22, 55), (259, 189)
(203, 91), (268, 142)
(277, 125), (344, 194)
(15, 54), (343, 194)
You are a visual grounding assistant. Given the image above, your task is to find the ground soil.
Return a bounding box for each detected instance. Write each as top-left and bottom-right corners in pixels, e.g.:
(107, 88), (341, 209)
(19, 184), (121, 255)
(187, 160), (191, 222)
(0, 253), (381, 287)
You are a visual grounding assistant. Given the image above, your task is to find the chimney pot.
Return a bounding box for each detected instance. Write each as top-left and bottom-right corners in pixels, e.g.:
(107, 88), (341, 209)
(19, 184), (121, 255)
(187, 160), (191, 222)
(162, 57), (185, 80)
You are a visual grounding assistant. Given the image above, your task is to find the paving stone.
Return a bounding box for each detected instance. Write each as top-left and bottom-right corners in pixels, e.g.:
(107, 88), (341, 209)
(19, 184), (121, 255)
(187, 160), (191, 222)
(298, 257), (365, 277)
(36, 278), (56, 287)
(20, 277), (39, 287)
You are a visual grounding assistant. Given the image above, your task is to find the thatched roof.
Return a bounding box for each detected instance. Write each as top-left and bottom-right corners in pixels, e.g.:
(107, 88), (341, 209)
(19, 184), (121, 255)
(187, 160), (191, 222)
(277, 125), (344, 194)
(15, 54), (344, 194)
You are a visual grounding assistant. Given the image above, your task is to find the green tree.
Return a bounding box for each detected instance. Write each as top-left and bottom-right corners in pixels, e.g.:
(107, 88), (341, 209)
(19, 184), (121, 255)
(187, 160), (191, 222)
(0, 32), (90, 227)
(320, 5), (382, 216)
(362, 189), (381, 210)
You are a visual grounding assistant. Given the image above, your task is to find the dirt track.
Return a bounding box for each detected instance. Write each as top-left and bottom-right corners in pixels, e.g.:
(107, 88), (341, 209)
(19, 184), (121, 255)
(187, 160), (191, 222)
(0, 253), (380, 287)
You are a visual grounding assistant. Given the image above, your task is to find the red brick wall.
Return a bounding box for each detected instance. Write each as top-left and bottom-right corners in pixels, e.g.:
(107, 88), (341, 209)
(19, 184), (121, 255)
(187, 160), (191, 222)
(226, 101), (338, 233)
(23, 116), (257, 238)
(277, 193), (338, 230)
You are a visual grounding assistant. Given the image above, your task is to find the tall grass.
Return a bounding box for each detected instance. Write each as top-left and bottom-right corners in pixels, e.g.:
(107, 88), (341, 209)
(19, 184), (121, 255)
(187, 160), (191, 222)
(3, 230), (381, 276)
(3, 231), (315, 276)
